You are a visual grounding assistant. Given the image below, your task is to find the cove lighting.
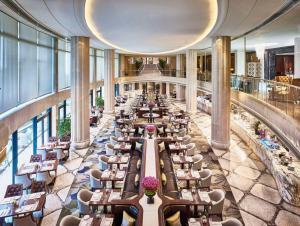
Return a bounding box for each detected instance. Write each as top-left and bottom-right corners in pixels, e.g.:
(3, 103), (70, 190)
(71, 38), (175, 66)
(85, 0), (218, 55)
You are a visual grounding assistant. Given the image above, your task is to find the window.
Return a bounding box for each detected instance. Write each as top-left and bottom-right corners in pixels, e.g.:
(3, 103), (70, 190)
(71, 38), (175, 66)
(17, 121), (33, 167)
(58, 39), (71, 90)
(90, 48), (95, 82)
(0, 12), (18, 113)
(115, 53), (119, 77)
(96, 49), (104, 80)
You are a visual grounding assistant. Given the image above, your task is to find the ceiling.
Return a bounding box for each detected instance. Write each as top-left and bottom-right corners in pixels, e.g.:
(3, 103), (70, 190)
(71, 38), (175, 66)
(3, 0), (298, 54)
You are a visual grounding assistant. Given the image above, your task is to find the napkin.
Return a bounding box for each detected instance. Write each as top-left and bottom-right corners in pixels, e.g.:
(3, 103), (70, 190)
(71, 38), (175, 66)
(173, 155), (180, 162)
(198, 191), (210, 203)
(181, 190), (193, 201)
(176, 169), (185, 177)
(102, 171), (111, 178)
(90, 192), (103, 202)
(116, 170), (125, 178)
(100, 218), (114, 226)
(108, 191), (121, 202)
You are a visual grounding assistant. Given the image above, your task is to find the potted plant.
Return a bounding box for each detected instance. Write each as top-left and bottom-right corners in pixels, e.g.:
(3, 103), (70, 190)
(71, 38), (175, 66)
(58, 117), (71, 138)
(252, 121), (261, 135)
(146, 125), (156, 139)
(141, 176), (159, 204)
(96, 97), (105, 113)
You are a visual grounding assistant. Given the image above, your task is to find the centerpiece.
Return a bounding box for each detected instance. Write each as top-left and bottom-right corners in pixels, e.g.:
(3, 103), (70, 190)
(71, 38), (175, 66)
(141, 176), (159, 204)
(146, 124), (156, 139)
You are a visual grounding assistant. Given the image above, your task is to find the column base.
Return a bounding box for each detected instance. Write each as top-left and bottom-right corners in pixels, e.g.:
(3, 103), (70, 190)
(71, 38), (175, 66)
(211, 140), (230, 150)
(71, 139), (90, 150)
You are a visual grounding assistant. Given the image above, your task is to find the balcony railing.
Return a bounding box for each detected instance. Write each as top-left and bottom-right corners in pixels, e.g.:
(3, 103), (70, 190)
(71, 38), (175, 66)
(231, 75), (300, 121)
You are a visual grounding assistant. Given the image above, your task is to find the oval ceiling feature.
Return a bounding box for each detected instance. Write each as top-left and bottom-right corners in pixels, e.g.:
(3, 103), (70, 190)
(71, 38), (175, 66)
(85, 0), (218, 54)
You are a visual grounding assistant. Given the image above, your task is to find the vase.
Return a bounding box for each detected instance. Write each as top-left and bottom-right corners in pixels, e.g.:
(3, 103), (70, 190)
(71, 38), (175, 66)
(148, 132), (153, 139)
(145, 190), (156, 204)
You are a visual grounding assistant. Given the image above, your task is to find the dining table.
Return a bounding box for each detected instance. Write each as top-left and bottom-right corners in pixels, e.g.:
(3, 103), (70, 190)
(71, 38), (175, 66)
(0, 192), (46, 219)
(107, 155), (129, 169)
(100, 170), (126, 189)
(88, 189), (122, 213)
(172, 154), (194, 169)
(176, 169), (201, 188)
(168, 143), (187, 155)
(79, 214), (114, 226)
(17, 160), (58, 177)
(113, 143), (132, 153)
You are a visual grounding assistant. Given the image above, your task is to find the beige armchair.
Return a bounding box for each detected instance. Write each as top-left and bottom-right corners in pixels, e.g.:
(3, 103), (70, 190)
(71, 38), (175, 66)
(59, 215), (81, 226)
(182, 135), (192, 145)
(105, 143), (115, 155)
(208, 189), (225, 217)
(77, 189), (93, 216)
(90, 169), (103, 190)
(220, 218), (243, 226)
(192, 154), (203, 170)
(198, 169), (212, 189)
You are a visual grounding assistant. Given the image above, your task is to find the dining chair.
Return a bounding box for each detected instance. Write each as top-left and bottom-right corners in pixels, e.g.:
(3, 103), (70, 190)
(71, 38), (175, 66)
(77, 189), (93, 216)
(110, 136), (118, 145)
(208, 189), (226, 218)
(14, 174), (32, 191)
(178, 128), (186, 137)
(105, 143), (115, 155)
(31, 181), (47, 193)
(220, 218), (243, 226)
(192, 154), (203, 171)
(13, 214), (37, 226)
(186, 143), (196, 156)
(4, 184), (23, 198)
(59, 215), (81, 226)
(198, 169), (212, 189)
(115, 128), (122, 137)
(46, 152), (57, 161)
(182, 135), (192, 145)
(99, 155), (109, 170)
(90, 169), (103, 190)
(30, 154), (42, 163)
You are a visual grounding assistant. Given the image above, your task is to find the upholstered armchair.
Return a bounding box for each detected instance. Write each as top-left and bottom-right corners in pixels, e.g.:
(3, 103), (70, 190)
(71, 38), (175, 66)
(220, 218), (243, 226)
(90, 169), (103, 190)
(182, 135), (192, 145)
(110, 136), (118, 145)
(77, 189), (93, 216)
(198, 169), (212, 189)
(186, 143), (196, 156)
(208, 189), (225, 217)
(59, 215), (81, 226)
(178, 128), (186, 137)
(13, 214), (37, 226)
(105, 143), (115, 155)
(99, 155), (109, 170)
(14, 174), (32, 190)
(30, 154), (42, 163)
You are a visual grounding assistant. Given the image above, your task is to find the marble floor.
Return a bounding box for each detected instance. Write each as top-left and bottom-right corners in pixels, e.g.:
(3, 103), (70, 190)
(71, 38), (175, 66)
(173, 100), (300, 226)
(39, 98), (300, 226)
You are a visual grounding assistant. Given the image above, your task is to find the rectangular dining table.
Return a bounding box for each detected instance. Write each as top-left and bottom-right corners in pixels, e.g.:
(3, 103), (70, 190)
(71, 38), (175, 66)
(79, 214), (114, 226)
(107, 155), (129, 169)
(89, 189), (122, 213)
(0, 192), (46, 219)
(169, 144), (187, 155)
(17, 160), (58, 176)
(172, 155), (194, 169)
(176, 169), (201, 188)
(100, 170), (126, 189)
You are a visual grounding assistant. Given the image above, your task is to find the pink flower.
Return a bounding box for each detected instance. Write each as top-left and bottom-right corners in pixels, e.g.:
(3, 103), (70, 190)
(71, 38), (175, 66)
(146, 125), (156, 133)
(141, 176), (159, 190)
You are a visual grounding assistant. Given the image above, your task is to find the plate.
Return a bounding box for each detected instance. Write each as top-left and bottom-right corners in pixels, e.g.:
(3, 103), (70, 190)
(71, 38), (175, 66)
(189, 218), (196, 223)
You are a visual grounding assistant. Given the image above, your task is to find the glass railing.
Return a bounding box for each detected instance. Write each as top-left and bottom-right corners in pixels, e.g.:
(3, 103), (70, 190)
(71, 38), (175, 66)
(231, 75), (300, 121)
(159, 69), (186, 78)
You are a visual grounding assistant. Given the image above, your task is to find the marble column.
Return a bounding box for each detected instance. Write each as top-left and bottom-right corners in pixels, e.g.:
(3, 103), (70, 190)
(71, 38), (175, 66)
(104, 49), (115, 113)
(186, 49), (198, 113)
(176, 54), (185, 77)
(92, 48), (97, 107)
(255, 46), (265, 79)
(70, 36), (90, 149)
(236, 50), (246, 76)
(165, 83), (170, 97)
(119, 83), (124, 96)
(51, 105), (59, 137)
(211, 36), (231, 150)
(294, 38), (300, 78)
(176, 84), (184, 101)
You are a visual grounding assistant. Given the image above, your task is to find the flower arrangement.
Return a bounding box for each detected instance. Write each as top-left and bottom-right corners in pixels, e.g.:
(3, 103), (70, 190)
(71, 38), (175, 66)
(142, 176), (159, 203)
(148, 100), (156, 109)
(146, 125), (156, 133)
